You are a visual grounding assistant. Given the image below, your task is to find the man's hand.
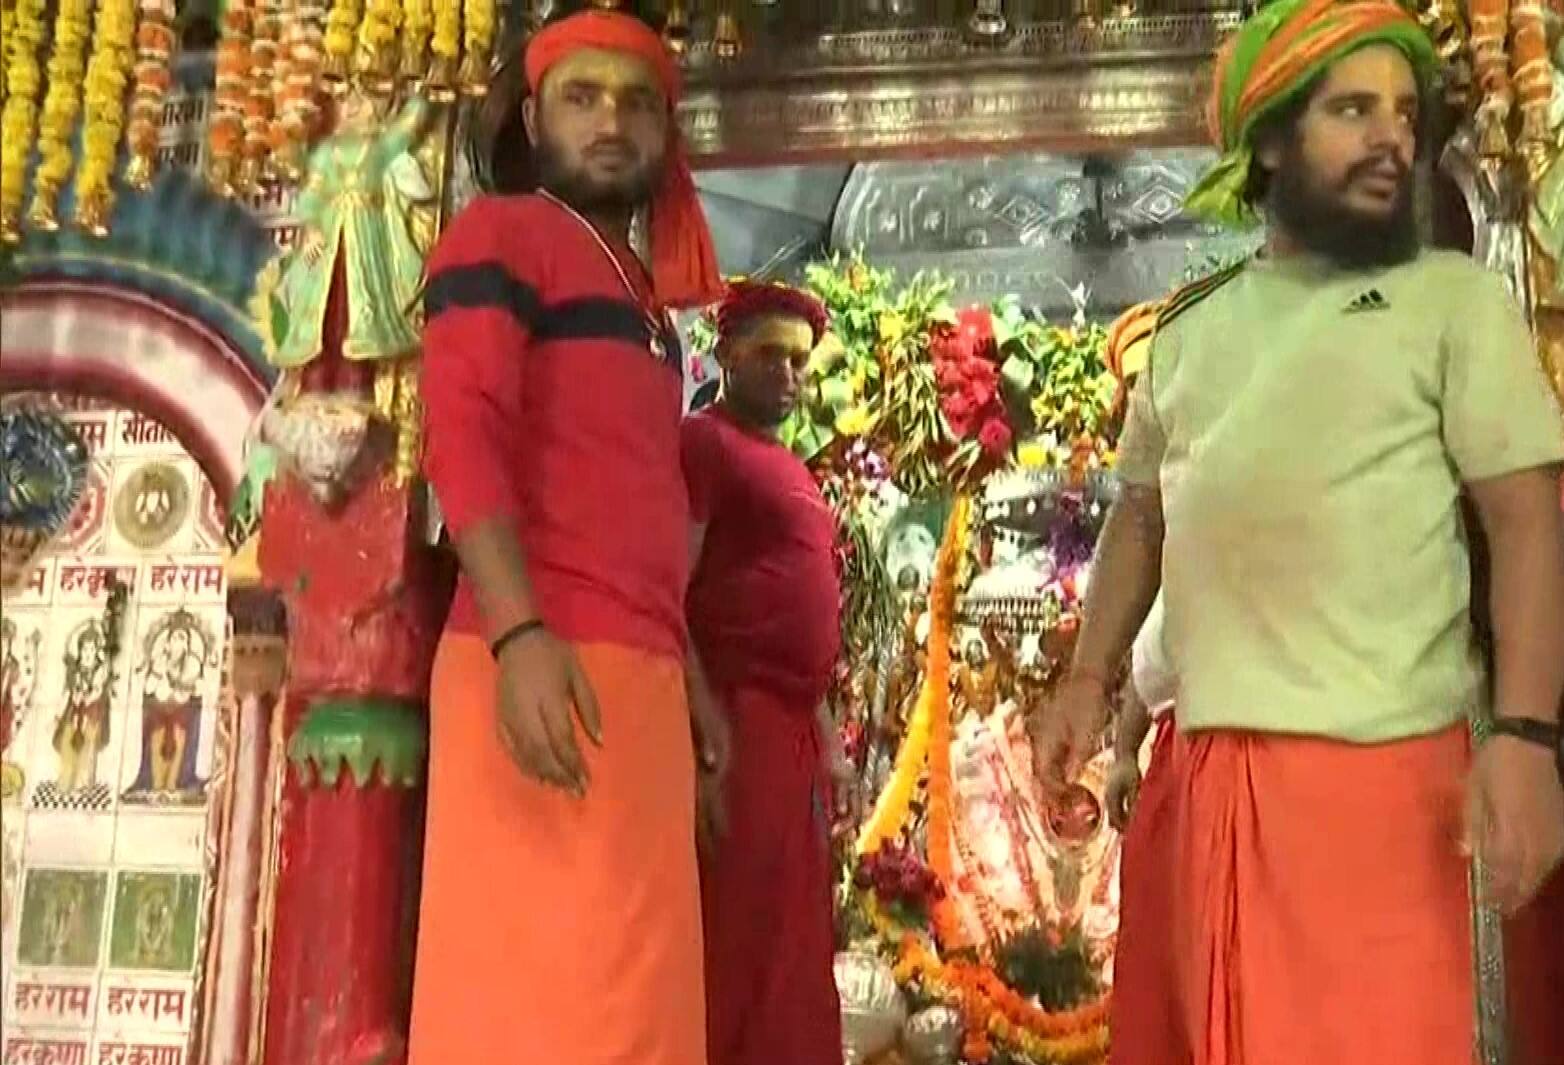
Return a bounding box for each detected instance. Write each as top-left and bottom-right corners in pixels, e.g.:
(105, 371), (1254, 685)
(696, 769), (727, 857)
(493, 628), (602, 797)
(1029, 676), (1112, 797)
(1463, 733), (1564, 914)
(687, 666), (732, 779)
(1105, 755), (1142, 833)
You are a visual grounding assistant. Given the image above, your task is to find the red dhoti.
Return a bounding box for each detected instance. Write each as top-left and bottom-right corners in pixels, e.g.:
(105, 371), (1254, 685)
(701, 685), (843, 1065)
(1109, 714), (1188, 1065)
(1111, 722), (1474, 1065)
(408, 635), (706, 1065)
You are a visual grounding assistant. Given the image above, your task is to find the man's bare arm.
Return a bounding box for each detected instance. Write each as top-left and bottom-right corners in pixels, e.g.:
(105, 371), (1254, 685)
(1071, 484), (1166, 680)
(1113, 689), (1154, 762)
(450, 517), (540, 637)
(1467, 464), (1564, 726)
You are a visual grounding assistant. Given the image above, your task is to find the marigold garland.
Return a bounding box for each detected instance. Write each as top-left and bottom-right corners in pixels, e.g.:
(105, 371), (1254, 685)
(855, 683), (932, 855)
(926, 494), (970, 950)
(356, 0), (400, 85)
(274, 0), (324, 180)
(457, 0), (492, 94)
(28, 0), (92, 230)
(210, 1), (251, 194)
(428, 0), (459, 97)
(241, 0), (280, 188)
(322, 0), (361, 82)
(1, 0), (14, 112)
(73, 0), (138, 235)
(399, 0), (431, 79)
(124, 0), (177, 188)
(896, 935), (1110, 1064)
(0, 0), (47, 241)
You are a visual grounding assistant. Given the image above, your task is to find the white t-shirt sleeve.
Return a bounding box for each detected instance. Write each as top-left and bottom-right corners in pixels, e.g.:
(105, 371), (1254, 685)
(1131, 594), (1175, 711)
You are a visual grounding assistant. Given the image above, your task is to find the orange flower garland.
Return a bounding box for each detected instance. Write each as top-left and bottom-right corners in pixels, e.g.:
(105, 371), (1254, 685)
(124, 0), (177, 189)
(925, 493), (969, 950)
(895, 934), (1110, 1064)
(209, 0), (251, 194)
(273, 0), (324, 181)
(242, 0), (280, 188)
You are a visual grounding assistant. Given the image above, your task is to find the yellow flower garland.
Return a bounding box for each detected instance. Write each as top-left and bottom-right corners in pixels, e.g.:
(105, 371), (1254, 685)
(428, 0), (458, 96)
(28, 0), (92, 230)
(399, 0), (431, 78)
(356, 0), (400, 83)
(856, 497), (971, 858)
(856, 683), (932, 855)
(1, 0), (14, 112)
(457, 0), (492, 94)
(73, 0), (137, 235)
(0, 0), (47, 241)
(322, 0), (360, 81)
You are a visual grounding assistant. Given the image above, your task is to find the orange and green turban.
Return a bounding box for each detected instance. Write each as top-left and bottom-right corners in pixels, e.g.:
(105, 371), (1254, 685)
(1184, 0), (1439, 228)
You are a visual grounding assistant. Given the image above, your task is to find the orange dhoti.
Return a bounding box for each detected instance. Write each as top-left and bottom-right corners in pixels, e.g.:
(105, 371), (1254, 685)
(1112, 722), (1474, 1065)
(408, 635), (706, 1065)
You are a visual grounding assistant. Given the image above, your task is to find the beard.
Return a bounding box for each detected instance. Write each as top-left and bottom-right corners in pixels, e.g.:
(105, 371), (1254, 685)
(532, 123), (662, 216)
(1267, 150), (1419, 270)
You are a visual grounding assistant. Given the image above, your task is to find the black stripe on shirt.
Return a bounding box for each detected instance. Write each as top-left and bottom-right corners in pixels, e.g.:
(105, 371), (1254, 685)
(535, 298), (685, 374)
(425, 262), (542, 330)
(534, 296), (650, 346)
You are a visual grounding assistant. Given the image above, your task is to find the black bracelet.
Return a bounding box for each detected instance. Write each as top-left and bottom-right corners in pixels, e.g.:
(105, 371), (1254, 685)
(489, 619), (545, 659)
(1489, 715), (1562, 754)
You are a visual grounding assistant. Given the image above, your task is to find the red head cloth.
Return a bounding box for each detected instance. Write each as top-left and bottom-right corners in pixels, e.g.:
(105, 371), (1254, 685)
(716, 280), (829, 347)
(524, 12), (722, 310)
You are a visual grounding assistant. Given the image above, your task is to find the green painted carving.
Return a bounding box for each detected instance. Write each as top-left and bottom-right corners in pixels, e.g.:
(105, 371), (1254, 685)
(287, 699), (427, 789)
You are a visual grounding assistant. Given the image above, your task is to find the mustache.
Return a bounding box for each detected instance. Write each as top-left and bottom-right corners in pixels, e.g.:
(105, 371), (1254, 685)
(584, 136), (637, 156)
(1345, 155), (1410, 184)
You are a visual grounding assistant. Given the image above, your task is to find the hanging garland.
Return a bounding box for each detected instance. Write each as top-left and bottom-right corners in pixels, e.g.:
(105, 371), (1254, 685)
(28, 0), (93, 230)
(124, 0), (177, 189)
(0, 0), (13, 113)
(322, 0), (361, 83)
(209, 0), (251, 194)
(457, 0), (493, 94)
(428, 0), (459, 97)
(924, 494), (969, 951)
(356, 0), (400, 87)
(400, 0), (432, 80)
(242, 0), (281, 188)
(73, 0), (138, 234)
(0, 0), (47, 242)
(274, 0), (324, 181)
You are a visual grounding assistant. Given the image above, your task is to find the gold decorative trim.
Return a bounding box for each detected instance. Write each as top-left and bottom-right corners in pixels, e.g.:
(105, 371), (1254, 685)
(672, 14), (1233, 161)
(680, 13), (1239, 74)
(682, 62), (1213, 161)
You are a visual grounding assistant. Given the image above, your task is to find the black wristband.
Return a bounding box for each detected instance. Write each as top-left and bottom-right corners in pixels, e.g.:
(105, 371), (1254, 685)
(1489, 715), (1562, 754)
(489, 619), (545, 659)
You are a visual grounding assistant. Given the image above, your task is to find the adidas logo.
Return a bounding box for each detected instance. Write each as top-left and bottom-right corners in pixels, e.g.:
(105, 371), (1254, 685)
(1345, 289), (1389, 313)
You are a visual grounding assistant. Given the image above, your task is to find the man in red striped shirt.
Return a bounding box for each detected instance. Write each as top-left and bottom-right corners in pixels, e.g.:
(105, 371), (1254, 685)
(408, 12), (726, 1065)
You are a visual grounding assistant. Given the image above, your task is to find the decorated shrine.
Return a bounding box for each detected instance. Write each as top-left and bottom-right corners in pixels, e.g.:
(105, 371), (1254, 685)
(1, 0), (1562, 1063)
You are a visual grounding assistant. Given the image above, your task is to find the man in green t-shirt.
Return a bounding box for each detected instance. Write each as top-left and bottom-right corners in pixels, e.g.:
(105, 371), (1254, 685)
(1031, 1), (1564, 1061)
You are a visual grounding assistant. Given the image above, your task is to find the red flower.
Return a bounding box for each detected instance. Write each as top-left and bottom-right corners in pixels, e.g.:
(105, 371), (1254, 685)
(963, 357), (999, 408)
(978, 416), (1013, 457)
(954, 306), (996, 360)
(943, 392), (978, 436)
